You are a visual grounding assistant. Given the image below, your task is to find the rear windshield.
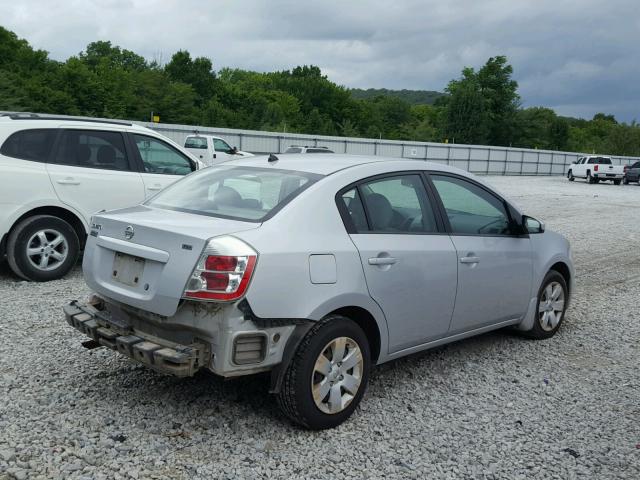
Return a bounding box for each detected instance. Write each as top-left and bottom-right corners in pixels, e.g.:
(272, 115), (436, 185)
(184, 136), (208, 149)
(147, 166), (322, 222)
(307, 148), (333, 153)
(587, 157), (612, 164)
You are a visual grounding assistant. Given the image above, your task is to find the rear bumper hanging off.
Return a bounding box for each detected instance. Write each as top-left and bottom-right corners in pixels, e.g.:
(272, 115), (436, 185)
(64, 300), (209, 377)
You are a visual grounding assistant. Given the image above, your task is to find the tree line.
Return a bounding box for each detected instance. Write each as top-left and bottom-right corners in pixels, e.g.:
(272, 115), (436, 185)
(1, 26), (639, 156)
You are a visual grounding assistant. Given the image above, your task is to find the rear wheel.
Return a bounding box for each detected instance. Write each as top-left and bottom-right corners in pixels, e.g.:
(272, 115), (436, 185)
(614, 179), (621, 185)
(521, 270), (568, 340)
(7, 215), (80, 282)
(587, 171), (595, 184)
(277, 315), (370, 429)
(567, 170), (575, 181)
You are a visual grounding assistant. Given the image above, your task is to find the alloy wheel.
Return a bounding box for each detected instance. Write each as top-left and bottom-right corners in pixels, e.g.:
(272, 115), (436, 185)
(26, 229), (68, 271)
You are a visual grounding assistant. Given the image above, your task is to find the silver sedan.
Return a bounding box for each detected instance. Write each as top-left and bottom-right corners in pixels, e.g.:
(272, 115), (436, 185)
(65, 155), (573, 429)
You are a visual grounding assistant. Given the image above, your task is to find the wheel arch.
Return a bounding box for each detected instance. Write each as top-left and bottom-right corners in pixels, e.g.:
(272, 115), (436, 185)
(328, 306), (381, 363)
(549, 261), (571, 293)
(10, 206), (88, 250)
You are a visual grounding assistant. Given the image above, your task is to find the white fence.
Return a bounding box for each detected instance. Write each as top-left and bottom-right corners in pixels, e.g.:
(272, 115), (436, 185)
(141, 120), (640, 176)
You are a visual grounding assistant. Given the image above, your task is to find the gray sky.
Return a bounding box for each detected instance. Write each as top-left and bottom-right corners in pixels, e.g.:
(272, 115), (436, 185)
(2, 0), (638, 121)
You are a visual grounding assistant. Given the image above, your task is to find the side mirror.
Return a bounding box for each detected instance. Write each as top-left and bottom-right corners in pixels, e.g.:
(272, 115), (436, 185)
(231, 146), (238, 154)
(523, 215), (545, 234)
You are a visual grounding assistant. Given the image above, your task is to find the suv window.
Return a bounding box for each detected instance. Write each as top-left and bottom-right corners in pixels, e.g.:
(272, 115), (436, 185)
(184, 136), (208, 149)
(431, 175), (510, 235)
(342, 174), (437, 233)
(213, 138), (232, 154)
(0, 128), (56, 162)
(53, 130), (131, 171)
(633, 162), (640, 169)
(133, 134), (193, 175)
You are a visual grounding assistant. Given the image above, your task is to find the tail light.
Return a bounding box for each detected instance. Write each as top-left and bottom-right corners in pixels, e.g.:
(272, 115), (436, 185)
(183, 236), (257, 301)
(594, 164), (599, 172)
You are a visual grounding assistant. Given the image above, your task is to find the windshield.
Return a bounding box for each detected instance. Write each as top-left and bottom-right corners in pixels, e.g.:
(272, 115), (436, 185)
(147, 166), (322, 222)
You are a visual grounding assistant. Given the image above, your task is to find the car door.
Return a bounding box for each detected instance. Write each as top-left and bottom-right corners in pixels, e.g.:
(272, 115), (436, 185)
(428, 174), (533, 334)
(573, 157), (585, 177)
(46, 129), (145, 219)
(338, 173), (458, 353)
(129, 133), (195, 198)
(630, 161), (640, 182)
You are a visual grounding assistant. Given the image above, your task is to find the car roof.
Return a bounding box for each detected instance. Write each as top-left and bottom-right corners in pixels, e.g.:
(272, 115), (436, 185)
(0, 114), (153, 133)
(227, 153), (464, 176)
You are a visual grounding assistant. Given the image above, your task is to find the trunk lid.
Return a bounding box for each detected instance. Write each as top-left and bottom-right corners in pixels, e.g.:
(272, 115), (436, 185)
(83, 205), (259, 316)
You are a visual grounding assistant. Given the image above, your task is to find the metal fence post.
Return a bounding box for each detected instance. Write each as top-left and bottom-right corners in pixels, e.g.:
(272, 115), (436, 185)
(447, 145), (451, 165)
(486, 148), (491, 175)
(238, 133), (243, 151)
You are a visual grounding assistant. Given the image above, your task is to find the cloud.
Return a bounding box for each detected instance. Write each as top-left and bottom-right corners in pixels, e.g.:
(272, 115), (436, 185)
(1, 0), (638, 121)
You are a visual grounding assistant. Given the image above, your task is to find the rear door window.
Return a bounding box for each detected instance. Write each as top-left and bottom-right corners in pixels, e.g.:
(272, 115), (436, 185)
(340, 174), (438, 234)
(53, 130), (132, 171)
(0, 129), (56, 162)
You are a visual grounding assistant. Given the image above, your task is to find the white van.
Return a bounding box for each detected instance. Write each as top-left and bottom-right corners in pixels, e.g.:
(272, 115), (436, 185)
(184, 134), (254, 166)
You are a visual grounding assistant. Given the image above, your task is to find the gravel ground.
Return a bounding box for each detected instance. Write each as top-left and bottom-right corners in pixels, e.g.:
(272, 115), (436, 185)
(0, 175), (638, 480)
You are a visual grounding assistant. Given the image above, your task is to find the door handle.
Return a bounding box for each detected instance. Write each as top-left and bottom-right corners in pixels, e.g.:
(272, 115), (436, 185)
(460, 256), (480, 264)
(147, 184), (162, 191)
(368, 257), (397, 266)
(213, 153), (217, 159)
(56, 177), (80, 185)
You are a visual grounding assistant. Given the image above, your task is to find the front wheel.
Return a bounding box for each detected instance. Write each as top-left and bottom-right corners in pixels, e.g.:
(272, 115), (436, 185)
(6, 215), (80, 281)
(522, 270), (568, 340)
(277, 315), (370, 429)
(567, 170), (575, 181)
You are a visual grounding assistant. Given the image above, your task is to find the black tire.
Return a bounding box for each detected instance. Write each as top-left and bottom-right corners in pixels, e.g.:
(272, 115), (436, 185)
(613, 179), (621, 186)
(587, 171), (594, 184)
(6, 215), (80, 282)
(623, 176), (628, 185)
(567, 170), (575, 181)
(276, 315), (371, 430)
(521, 270), (568, 340)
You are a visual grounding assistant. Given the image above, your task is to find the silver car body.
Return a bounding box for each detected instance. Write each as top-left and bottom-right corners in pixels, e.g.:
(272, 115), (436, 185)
(71, 155), (573, 379)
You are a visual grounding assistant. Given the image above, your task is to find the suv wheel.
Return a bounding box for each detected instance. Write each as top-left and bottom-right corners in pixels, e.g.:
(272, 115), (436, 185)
(277, 315), (370, 429)
(7, 215), (80, 282)
(522, 270), (568, 340)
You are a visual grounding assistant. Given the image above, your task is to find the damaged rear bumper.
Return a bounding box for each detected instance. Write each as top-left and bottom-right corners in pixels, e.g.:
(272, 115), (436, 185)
(64, 300), (209, 377)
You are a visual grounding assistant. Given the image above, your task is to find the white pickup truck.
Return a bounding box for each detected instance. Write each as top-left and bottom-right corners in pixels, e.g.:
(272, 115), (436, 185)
(567, 155), (624, 185)
(184, 134), (253, 166)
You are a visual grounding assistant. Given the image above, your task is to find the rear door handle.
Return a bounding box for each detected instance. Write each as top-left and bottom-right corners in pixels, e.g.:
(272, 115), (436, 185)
(368, 257), (397, 265)
(460, 256), (480, 264)
(56, 177), (80, 185)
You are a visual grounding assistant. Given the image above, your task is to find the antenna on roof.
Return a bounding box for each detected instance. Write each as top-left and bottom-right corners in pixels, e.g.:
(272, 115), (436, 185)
(268, 154), (279, 163)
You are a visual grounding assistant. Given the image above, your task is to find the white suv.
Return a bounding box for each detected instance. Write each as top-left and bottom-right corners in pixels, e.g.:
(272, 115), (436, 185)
(0, 113), (202, 281)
